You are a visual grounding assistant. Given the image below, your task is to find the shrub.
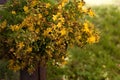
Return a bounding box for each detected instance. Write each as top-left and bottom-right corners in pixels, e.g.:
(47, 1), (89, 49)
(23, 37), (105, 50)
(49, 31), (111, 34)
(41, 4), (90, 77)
(0, 0), (99, 78)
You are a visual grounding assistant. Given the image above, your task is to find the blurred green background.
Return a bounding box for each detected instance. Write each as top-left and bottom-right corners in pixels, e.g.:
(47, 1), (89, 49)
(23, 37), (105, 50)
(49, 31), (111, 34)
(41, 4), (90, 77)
(0, 1), (120, 80)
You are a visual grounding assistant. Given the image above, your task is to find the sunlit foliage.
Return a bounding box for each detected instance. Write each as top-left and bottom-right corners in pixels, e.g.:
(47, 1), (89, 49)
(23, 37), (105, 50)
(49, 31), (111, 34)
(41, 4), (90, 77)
(0, 0), (99, 73)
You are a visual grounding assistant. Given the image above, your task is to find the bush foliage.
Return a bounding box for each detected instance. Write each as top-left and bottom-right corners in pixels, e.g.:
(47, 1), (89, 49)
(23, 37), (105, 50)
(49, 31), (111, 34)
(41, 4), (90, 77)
(0, 0), (98, 76)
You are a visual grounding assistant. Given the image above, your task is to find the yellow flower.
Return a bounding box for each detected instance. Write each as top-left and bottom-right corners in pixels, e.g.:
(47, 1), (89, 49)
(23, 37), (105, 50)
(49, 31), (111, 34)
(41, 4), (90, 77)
(83, 22), (90, 32)
(28, 25), (35, 31)
(17, 42), (25, 49)
(11, 11), (16, 15)
(57, 12), (61, 16)
(52, 12), (61, 21)
(82, 7), (88, 13)
(31, 0), (37, 7)
(57, 22), (62, 28)
(58, 17), (65, 23)
(61, 60), (67, 65)
(60, 28), (66, 36)
(83, 22), (88, 27)
(78, 1), (85, 8)
(58, 5), (62, 10)
(37, 21), (41, 25)
(87, 36), (96, 43)
(59, 0), (68, 9)
(13, 64), (21, 72)
(23, 6), (29, 13)
(88, 8), (95, 17)
(35, 28), (40, 34)
(77, 35), (81, 40)
(63, 0), (68, 3)
(9, 59), (14, 66)
(0, 20), (7, 29)
(62, 56), (64, 60)
(38, 13), (42, 19)
(26, 47), (32, 52)
(43, 28), (52, 36)
(61, 2), (65, 7)
(10, 25), (20, 31)
(52, 15), (57, 21)
(45, 3), (51, 8)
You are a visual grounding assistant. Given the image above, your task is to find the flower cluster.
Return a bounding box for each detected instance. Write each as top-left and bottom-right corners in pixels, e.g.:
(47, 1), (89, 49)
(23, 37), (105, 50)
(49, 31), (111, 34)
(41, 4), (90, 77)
(0, 0), (99, 73)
